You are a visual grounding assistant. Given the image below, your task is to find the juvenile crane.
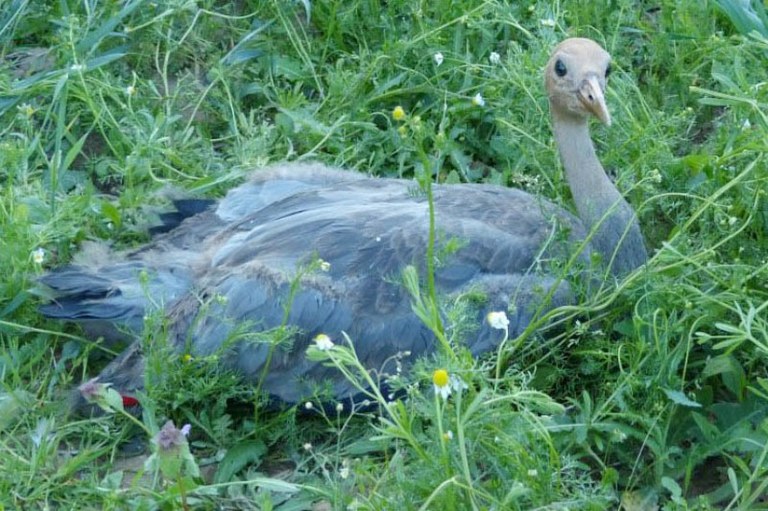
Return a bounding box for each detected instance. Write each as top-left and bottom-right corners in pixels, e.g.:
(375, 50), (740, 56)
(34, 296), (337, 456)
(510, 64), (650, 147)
(40, 38), (646, 409)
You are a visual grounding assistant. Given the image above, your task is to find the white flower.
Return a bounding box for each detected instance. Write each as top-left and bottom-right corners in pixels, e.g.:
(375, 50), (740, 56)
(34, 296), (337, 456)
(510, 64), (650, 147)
(304, 401), (313, 410)
(31, 248), (45, 264)
(339, 458), (351, 479)
(303, 442), (313, 451)
(18, 103), (34, 117)
(69, 63), (86, 72)
(313, 334), (334, 351)
(471, 93), (485, 107)
(442, 430), (454, 441)
(335, 402), (344, 413)
(527, 468), (538, 477)
(319, 259), (331, 272)
(540, 18), (555, 27)
(126, 85), (136, 96)
(433, 369), (451, 399)
(486, 311), (509, 330)
(489, 51), (501, 65)
(433, 52), (444, 66)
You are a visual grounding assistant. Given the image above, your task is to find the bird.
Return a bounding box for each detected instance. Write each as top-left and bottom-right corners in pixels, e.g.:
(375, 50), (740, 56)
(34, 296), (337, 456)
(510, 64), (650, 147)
(39, 38), (647, 411)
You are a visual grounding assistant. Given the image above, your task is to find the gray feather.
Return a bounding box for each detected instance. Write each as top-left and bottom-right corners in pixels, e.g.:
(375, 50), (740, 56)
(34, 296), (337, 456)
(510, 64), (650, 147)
(40, 163), (591, 407)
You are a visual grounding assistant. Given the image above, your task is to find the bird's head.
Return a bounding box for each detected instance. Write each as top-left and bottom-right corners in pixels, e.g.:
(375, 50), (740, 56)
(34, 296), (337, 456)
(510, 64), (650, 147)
(545, 38), (612, 126)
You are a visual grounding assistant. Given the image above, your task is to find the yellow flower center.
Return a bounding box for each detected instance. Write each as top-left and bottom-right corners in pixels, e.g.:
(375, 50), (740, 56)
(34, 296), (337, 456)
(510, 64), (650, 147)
(392, 106), (406, 121)
(432, 369), (449, 388)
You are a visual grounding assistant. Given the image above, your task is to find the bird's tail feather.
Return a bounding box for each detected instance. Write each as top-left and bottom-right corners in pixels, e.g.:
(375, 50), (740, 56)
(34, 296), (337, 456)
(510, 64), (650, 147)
(38, 263), (192, 343)
(149, 198), (216, 235)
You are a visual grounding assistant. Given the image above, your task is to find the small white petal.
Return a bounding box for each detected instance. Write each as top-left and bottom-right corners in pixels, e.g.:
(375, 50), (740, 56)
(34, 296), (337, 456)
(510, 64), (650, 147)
(472, 93), (485, 107)
(433, 52), (444, 66)
(434, 383), (452, 400)
(450, 375), (468, 393)
(313, 334), (335, 351)
(489, 52), (501, 65)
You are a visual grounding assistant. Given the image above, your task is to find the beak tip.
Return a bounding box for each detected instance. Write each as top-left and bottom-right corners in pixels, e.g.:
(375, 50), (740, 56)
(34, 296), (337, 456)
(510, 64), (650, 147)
(580, 76), (611, 126)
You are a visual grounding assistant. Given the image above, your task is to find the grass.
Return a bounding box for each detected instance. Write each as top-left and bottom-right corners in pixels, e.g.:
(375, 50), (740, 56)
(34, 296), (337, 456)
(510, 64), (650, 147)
(1, 0), (767, 509)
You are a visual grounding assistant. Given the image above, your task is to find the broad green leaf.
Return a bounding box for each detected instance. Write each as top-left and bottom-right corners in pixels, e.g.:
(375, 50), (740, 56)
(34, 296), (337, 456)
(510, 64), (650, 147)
(662, 388), (702, 408)
(214, 440), (267, 484)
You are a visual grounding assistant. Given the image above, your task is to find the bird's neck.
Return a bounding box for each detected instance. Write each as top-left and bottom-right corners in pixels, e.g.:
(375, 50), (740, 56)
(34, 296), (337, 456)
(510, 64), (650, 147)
(552, 116), (618, 224)
(552, 114), (646, 275)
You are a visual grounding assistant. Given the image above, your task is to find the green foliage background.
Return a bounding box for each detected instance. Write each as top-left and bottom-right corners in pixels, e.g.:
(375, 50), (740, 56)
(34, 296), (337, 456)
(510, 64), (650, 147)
(1, 0), (767, 509)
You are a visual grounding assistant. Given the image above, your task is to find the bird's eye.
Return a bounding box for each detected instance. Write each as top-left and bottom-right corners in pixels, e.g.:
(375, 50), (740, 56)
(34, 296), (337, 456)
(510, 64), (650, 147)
(554, 59), (567, 77)
(605, 64), (612, 78)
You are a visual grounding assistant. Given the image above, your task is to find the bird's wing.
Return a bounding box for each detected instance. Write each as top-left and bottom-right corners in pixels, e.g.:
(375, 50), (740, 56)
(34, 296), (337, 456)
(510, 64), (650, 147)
(159, 178), (582, 402)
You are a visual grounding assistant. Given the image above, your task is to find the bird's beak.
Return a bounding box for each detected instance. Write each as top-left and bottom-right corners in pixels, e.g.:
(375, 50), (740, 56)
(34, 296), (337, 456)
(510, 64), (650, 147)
(578, 74), (611, 126)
